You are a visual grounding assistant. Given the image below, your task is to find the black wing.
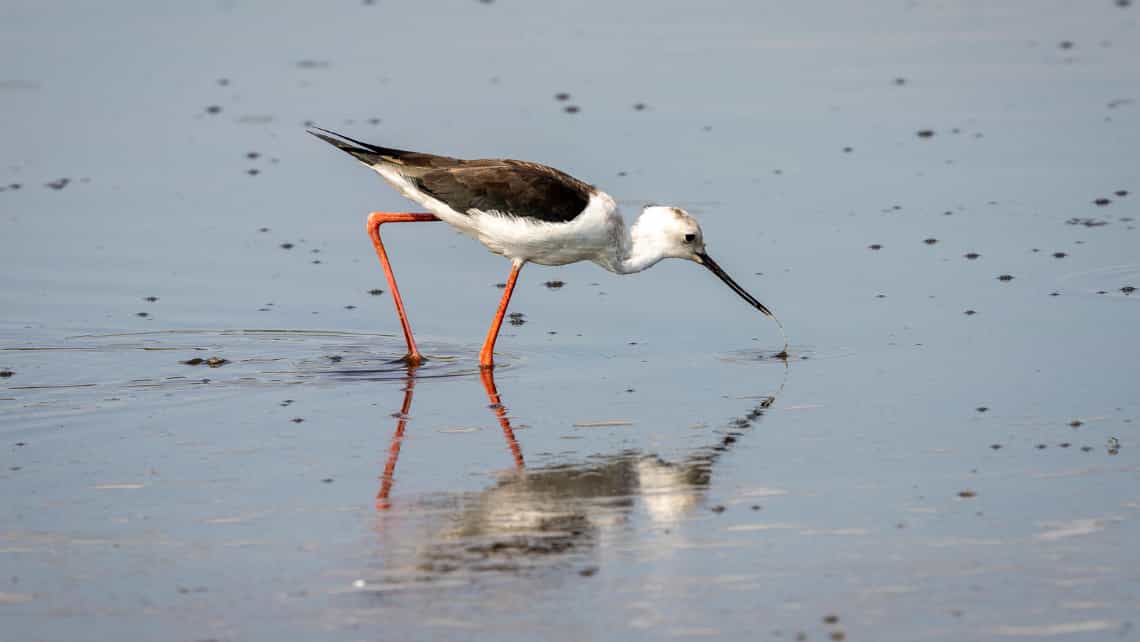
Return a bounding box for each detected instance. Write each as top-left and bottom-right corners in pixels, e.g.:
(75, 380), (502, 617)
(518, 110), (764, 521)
(415, 161), (593, 224)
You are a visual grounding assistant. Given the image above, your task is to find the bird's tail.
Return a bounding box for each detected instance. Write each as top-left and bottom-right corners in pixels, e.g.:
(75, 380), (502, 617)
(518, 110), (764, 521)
(307, 126), (412, 165)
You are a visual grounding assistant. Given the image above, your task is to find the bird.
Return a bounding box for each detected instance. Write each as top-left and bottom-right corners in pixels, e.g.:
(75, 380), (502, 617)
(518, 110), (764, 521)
(309, 127), (785, 369)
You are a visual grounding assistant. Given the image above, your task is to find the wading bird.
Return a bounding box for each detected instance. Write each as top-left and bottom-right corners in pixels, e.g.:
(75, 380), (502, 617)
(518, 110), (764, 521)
(310, 128), (784, 368)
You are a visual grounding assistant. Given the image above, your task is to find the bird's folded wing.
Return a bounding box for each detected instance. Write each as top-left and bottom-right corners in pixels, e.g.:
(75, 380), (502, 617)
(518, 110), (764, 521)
(415, 161), (593, 224)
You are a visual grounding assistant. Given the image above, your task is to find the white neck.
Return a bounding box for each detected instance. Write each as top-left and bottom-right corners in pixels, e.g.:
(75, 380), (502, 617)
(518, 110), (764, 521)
(600, 215), (669, 275)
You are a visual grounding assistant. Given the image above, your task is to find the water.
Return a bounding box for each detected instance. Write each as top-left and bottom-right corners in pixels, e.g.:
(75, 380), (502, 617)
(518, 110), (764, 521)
(2, 1), (1138, 640)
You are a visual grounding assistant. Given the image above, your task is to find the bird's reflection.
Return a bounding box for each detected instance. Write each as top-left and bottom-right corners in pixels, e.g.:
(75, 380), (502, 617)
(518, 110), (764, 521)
(376, 368), (525, 510)
(368, 364), (782, 581)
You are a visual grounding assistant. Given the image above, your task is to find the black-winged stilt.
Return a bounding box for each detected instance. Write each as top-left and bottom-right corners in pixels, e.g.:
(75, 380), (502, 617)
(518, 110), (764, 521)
(310, 127), (785, 369)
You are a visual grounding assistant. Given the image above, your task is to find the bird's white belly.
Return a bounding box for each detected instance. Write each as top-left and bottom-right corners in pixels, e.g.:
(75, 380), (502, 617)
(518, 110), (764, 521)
(470, 215), (602, 264)
(469, 199), (622, 265)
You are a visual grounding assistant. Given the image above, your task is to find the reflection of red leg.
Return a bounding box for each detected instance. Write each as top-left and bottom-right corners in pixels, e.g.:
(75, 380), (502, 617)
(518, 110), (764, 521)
(376, 369), (417, 510)
(480, 368), (525, 469)
(367, 212), (440, 365)
(478, 261), (523, 369)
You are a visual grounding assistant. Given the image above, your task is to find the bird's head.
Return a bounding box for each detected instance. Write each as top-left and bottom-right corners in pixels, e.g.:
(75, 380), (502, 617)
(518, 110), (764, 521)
(634, 205), (774, 318)
(635, 205), (706, 260)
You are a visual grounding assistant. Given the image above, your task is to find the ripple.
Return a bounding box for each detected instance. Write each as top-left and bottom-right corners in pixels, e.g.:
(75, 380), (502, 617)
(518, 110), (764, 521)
(717, 344), (847, 364)
(0, 329), (507, 424)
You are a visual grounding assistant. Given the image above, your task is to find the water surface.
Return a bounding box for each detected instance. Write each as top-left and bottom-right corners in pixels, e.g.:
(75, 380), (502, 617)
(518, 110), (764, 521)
(2, 1), (1138, 640)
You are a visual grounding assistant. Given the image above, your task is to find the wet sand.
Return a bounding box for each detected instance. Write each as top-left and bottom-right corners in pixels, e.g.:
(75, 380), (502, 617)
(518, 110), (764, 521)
(2, 1), (1139, 640)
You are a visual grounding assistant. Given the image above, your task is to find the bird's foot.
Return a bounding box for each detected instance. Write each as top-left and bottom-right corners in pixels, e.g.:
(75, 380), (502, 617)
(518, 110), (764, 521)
(395, 352), (427, 367)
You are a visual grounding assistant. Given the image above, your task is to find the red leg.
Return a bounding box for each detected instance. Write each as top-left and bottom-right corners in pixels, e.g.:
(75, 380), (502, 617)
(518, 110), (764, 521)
(367, 212), (439, 365)
(375, 368), (417, 511)
(478, 261), (523, 369)
(479, 368), (525, 469)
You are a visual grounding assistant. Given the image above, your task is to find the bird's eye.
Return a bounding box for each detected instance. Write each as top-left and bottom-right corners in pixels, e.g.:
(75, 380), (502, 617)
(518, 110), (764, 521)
(684, 233), (696, 243)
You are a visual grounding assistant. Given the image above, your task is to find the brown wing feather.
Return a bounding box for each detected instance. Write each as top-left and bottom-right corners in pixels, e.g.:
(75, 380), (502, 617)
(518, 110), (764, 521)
(414, 160), (593, 224)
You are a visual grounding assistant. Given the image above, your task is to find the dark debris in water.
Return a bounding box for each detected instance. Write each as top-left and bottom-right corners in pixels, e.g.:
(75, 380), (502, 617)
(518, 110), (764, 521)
(916, 129), (935, 138)
(0, 370), (14, 378)
(1093, 197), (1111, 206)
(280, 243), (294, 249)
(543, 280), (565, 289)
(181, 357), (230, 368)
(964, 252), (980, 260)
(508, 312), (526, 326)
(923, 237), (938, 245)
(1122, 285), (1136, 294)
(958, 490), (977, 498)
(45, 178), (70, 190)
(1052, 252), (1067, 258)
(997, 274), (1014, 282)
(868, 244), (882, 250)
(563, 105), (580, 114)
(1066, 217), (1108, 227)
(205, 105), (222, 115)
(368, 288), (384, 295)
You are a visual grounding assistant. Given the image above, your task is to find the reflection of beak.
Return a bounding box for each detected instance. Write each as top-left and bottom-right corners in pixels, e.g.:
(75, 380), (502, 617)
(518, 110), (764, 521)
(696, 252), (774, 318)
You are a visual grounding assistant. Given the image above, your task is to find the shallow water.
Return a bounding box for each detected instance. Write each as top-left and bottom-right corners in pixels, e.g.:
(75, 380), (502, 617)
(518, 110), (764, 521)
(2, 1), (1139, 640)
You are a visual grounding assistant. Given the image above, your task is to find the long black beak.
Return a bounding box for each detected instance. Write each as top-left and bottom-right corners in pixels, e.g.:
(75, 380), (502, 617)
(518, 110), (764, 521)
(697, 252), (774, 318)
